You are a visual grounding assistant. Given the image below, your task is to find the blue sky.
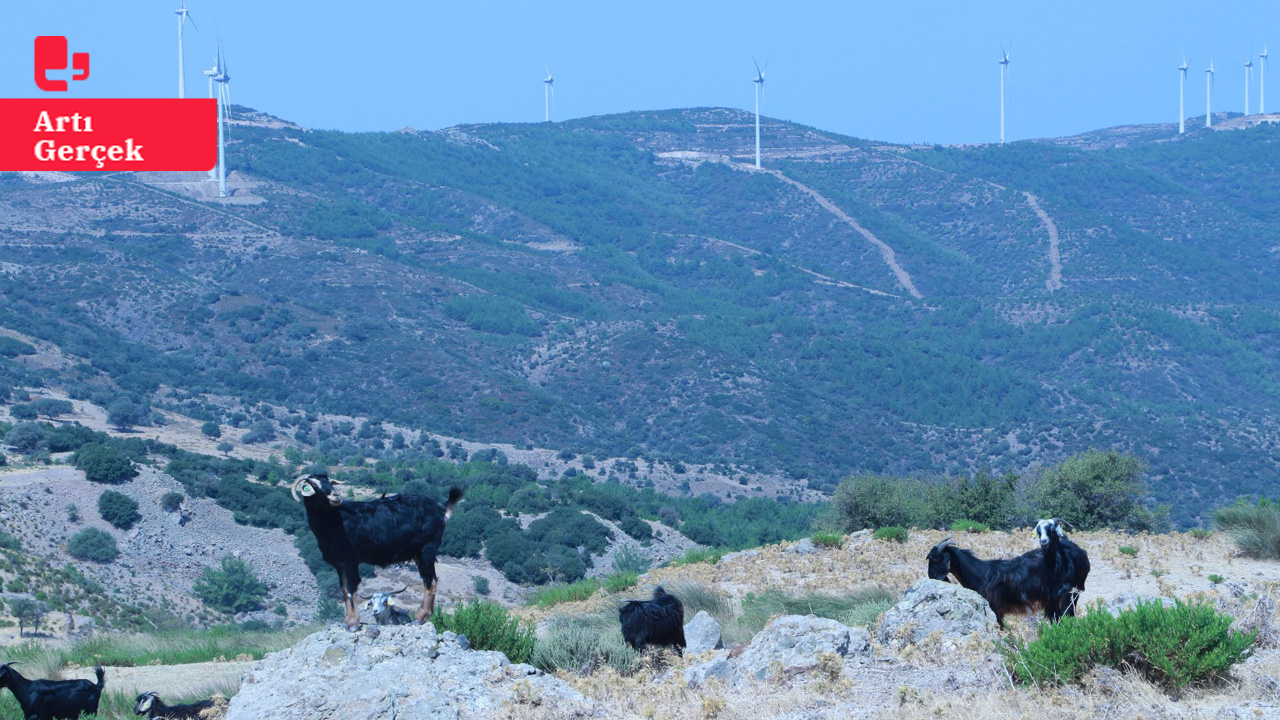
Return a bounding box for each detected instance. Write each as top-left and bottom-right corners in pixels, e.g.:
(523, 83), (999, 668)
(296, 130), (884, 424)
(3, 1), (1278, 145)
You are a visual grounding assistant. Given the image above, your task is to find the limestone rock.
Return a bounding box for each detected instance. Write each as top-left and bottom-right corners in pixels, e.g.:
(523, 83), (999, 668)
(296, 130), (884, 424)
(732, 615), (867, 684)
(877, 579), (998, 649)
(226, 624), (596, 720)
(683, 610), (723, 655)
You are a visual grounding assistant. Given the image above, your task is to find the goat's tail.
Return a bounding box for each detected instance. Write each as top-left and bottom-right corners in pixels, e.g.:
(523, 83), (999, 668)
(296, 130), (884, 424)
(93, 666), (104, 688)
(444, 487), (464, 520)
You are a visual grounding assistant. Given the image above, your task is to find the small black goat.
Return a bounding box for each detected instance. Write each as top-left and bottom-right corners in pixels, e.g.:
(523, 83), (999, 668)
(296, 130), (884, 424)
(133, 691), (215, 719)
(619, 586), (686, 653)
(1033, 518), (1091, 622)
(926, 537), (1048, 627)
(0, 662), (104, 720)
(293, 474), (462, 628)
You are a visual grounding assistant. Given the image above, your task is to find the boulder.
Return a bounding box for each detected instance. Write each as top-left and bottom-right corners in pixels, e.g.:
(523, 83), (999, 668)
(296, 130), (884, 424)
(783, 538), (818, 555)
(1104, 593), (1175, 616)
(226, 624), (596, 720)
(683, 651), (733, 687)
(732, 615), (869, 684)
(719, 548), (760, 563)
(683, 610), (723, 654)
(877, 579), (998, 649)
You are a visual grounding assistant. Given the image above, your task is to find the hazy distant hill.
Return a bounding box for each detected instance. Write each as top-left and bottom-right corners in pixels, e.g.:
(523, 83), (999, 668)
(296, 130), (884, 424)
(3, 107), (1280, 523)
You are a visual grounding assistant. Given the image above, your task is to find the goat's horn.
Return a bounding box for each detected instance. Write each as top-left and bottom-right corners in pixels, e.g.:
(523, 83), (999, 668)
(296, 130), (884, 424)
(291, 476), (310, 502)
(933, 536), (955, 551)
(389, 585), (409, 595)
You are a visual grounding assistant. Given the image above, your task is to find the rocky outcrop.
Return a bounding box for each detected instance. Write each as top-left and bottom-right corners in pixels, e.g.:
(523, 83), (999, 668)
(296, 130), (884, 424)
(683, 611), (723, 655)
(226, 624), (596, 720)
(684, 615), (869, 687)
(877, 579), (998, 650)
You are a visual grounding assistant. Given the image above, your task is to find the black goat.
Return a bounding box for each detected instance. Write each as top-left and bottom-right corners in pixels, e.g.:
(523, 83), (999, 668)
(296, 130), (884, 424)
(1033, 518), (1091, 622)
(926, 537), (1048, 627)
(619, 586), (686, 653)
(0, 663), (104, 720)
(293, 474), (462, 628)
(133, 691), (214, 719)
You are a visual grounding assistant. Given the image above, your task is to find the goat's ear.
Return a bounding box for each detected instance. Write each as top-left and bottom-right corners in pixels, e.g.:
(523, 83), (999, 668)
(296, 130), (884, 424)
(298, 481), (317, 498)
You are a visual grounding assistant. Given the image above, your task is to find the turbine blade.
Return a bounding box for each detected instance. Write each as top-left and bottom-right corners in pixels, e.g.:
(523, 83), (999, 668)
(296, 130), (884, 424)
(753, 56), (761, 75)
(187, 12), (197, 30)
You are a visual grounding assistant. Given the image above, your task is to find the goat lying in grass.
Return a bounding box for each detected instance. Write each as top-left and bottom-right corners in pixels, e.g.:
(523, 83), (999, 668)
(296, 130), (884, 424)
(619, 586), (686, 653)
(1034, 518), (1091, 622)
(293, 473), (463, 628)
(0, 662), (104, 720)
(926, 536), (1048, 627)
(360, 585), (413, 626)
(133, 690), (215, 719)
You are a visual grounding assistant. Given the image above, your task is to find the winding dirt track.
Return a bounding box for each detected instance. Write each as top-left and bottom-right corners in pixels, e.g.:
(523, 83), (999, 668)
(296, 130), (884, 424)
(1023, 191), (1064, 292)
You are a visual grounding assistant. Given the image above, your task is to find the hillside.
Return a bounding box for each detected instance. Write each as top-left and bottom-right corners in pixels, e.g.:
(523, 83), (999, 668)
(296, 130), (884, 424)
(2, 107), (1280, 522)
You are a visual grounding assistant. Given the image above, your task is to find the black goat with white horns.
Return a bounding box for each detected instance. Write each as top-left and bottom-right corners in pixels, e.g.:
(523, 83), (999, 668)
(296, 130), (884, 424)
(926, 537), (1049, 627)
(0, 662), (104, 720)
(292, 474), (463, 629)
(133, 691), (215, 719)
(1033, 518), (1091, 622)
(619, 586), (686, 653)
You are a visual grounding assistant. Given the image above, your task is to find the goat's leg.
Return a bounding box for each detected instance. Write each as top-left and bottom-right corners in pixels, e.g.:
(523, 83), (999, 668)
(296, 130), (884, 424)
(339, 563), (362, 629)
(416, 542), (441, 622)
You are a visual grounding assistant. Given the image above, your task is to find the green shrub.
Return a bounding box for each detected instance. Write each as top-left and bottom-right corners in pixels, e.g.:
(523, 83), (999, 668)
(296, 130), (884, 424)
(739, 587), (897, 637)
(98, 490), (141, 530)
(201, 421), (222, 439)
(194, 556), (270, 614)
(0, 529), (21, 551)
(1004, 601), (1255, 690)
(873, 526), (908, 543)
(1208, 574), (1225, 584)
(531, 611), (639, 674)
(473, 576), (490, 596)
(824, 475), (932, 532)
(670, 547), (726, 566)
(810, 531), (843, 548)
(612, 544), (650, 574)
(950, 519), (989, 533)
(1119, 545), (1138, 557)
(663, 581), (734, 624)
(1189, 529), (1212, 540)
(74, 443), (138, 484)
(602, 572), (639, 593)
(67, 528), (119, 562)
(160, 491), (185, 513)
(1031, 450), (1168, 532)
(430, 600), (535, 663)
(530, 578), (601, 609)
(1212, 498), (1280, 560)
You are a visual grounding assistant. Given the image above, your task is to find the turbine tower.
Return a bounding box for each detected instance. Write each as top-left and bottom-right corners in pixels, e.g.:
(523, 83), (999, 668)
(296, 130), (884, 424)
(752, 58), (767, 168)
(174, 2), (196, 98)
(1206, 61), (1214, 128)
(1262, 46), (1270, 114)
(1179, 57), (1189, 134)
(1246, 57), (1254, 115)
(204, 56), (218, 180)
(542, 67), (554, 122)
(213, 44), (232, 197)
(998, 45), (1011, 144)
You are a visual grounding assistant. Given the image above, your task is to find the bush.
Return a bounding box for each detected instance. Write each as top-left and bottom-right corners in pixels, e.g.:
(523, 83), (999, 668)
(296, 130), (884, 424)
(1031, 450), (1168, 531)
(106, 398), (146, 431)
(532, 612), (640, 674)
(472, 576), (490, 596)
(160, 491), (185, 513)
(602, 572), (639, 593)
(824, 475), (932, 532)
(73, 443), (138, 484)
(873, 526), (908, 543)
(67, 528), (119, 562)
(8, 597), (47, 637)
(430, 600), (535, 663)
(611, 544), (650, 574)
(670, 547), (726, 566)
(194, 556), (270, 614)
(201, 421), (222, 439)
(1004, 601), (1255, 690)
(1212, 498), (1280, 560)
(6, 422), (45, 455)
(811, 531), (844, 548)
(1119, 545), (1138, 557)
(530, 578), (602, 609)
(950, 519), (990, 533)
(98, 490), (141, 529)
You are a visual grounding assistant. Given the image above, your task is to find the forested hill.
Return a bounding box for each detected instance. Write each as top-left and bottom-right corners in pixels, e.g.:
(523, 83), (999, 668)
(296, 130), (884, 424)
(2, 107), (1279, 523)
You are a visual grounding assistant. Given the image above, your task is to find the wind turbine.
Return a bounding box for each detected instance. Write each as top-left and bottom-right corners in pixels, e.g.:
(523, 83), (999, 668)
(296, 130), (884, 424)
(213, 43), (232, 197)
(1179, 57), (1189, 134)
(174, 2), (197, 98)
(204, 56), (218, 180)
(542, 67), (554, 122)
(998, 45), (1011, 144)
(1246, 57), (1254, 115)
(1206, 60), (1214, 128)
(1262, 46), (1270, 114)
(752, 58), (766, 168)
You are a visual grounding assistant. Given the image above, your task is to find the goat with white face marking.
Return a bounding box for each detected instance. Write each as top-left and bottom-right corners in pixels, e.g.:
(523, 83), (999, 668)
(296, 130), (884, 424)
(359, 585), (413, 626)
(133, 691), (214, 719)
(292, 474), (463, 629)
(1033, 518), (1090, 622)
